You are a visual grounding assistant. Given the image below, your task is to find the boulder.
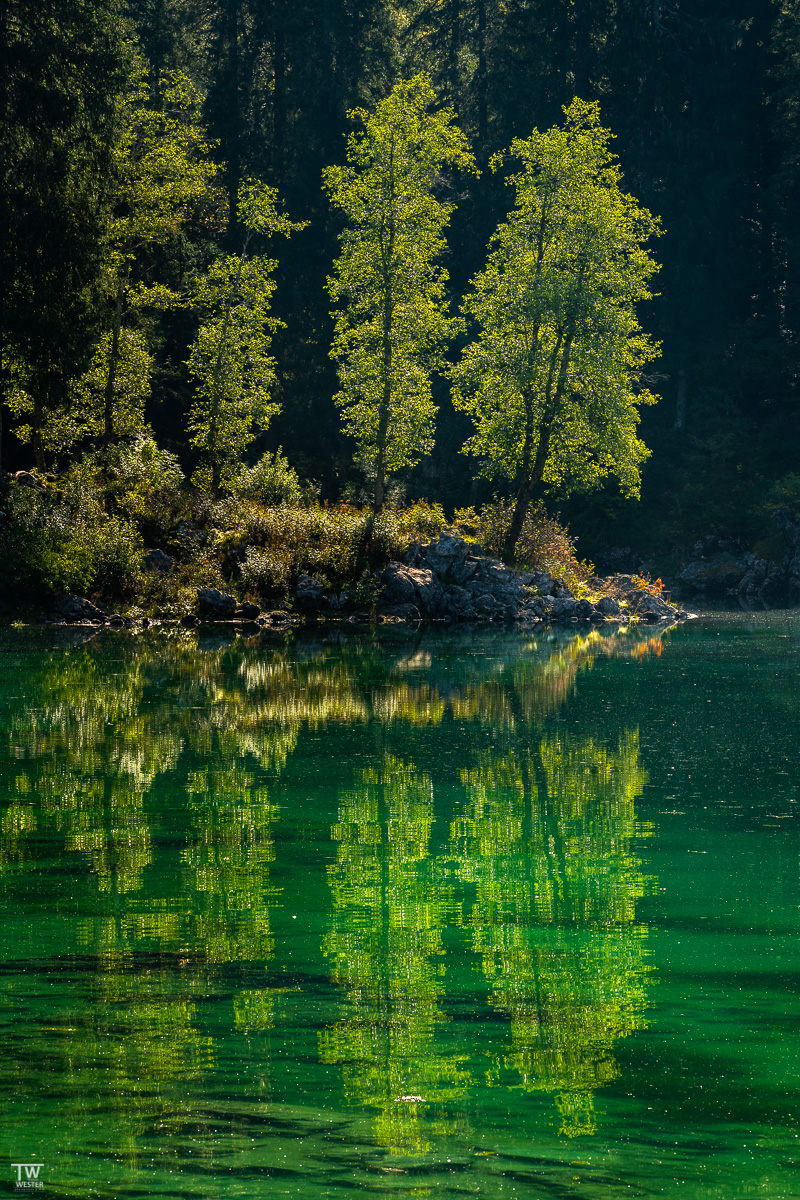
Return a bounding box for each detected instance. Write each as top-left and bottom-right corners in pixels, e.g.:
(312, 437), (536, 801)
(381, 562), (444, 616)
(12, 470), (45, 491)
(143, 548), (174, 574)
(442, 585), (479, 620)
(196, 588), (237, 619)
(295, 574), (325, 610)
(234, 602), (261, 620)
(52, 593), (108, 623)
(530, 570), (557, 596)
(550, 597), (579, 621)
(678, 553), (749, 595)
(595, 596), (621, 617)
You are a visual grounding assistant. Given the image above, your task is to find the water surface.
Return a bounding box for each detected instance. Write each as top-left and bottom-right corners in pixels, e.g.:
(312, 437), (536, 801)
(0, 614), (798, 1198)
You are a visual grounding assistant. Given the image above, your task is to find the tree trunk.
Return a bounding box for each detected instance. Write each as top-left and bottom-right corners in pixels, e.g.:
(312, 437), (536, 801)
(673, 368), (687, 432)
(449, 0), (460, 103)
(373, 311), (392, 515)
(102, 285), (124, 452)
(503, 330), (574, 563)
(476, 0), (487, 157)
(32, 390), (45, 472)
(374, 157), (396, 518)
(206, 238), (248, 494)
(503, 384), (535, 561)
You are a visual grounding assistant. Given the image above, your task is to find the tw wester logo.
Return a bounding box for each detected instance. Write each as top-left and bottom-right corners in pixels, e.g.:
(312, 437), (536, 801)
(10, 1164), (44, 1190)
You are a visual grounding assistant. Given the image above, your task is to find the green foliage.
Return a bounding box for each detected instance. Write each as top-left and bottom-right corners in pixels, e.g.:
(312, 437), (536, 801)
(229, 450), (304, 505)
(478, 499), (592, 590)
(187, 182), (304, 490)
(0, 0), (132, 468)
(106, 435), (185, 520)
(764, 472), (800, 523)
(211, 498), (448, 598)
(452, 99), (661, 558)
(0, 477), (144, 600)
(13, 331), (155, 461)
(324, 75), (476, 511)
(94, 56), (219, 451)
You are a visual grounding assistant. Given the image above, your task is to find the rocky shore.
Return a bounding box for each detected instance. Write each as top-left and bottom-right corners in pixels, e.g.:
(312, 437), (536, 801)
(675, 527), (800, 605)
(34, 533), (688, 630)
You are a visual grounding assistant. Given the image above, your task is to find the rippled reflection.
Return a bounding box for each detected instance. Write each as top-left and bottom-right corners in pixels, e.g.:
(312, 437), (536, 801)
(0, 624), (665, 1174)
(452, 734), (651, 1136)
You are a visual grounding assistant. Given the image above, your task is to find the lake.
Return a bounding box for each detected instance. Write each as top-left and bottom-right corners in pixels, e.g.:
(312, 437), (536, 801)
(0, 613), (798, 1199)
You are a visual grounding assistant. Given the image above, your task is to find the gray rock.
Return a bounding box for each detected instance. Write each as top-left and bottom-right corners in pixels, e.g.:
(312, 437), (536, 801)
(12, 470), (45, 491)
(595, 596), (621, 617)
(635, 593), (674, 620)
(550, 597), (579, 620)
(382, 603), (422, 622)
(443, 585), (479, 620)
(447, 556), (480, 587)
(678, 553), (749, 594)
(530, 570), (557, 595)
(180, 613), (199, 627)
(381, 562), (444, 616)
(196, 588), (237, 619)
(295, 574), (325, 609)
(144, 548), (174, 574)
(52, 593), (108, 623)
(234, 602), (261, 620)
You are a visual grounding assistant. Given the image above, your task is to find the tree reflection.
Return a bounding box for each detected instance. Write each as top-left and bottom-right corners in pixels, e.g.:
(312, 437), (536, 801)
(320, 756), (469, 1154)
(452, 733), (652, 1136)
(0, 623), (664, 1156)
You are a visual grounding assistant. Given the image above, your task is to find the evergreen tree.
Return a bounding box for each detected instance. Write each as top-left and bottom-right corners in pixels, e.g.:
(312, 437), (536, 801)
(0, 0), (132, 469)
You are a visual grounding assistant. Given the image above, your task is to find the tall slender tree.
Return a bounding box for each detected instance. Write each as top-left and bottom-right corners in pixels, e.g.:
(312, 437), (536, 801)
(323, 75), (476, 514)
(187, 180), (304, 492)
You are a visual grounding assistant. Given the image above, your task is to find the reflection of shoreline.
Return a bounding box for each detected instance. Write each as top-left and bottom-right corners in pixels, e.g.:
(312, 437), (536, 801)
(0, 625), (663, 1161)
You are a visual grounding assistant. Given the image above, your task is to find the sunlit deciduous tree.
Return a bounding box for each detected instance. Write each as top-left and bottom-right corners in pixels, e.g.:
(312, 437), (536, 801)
(186, 180), (305, 492)
(324, 75), (476, 514)
(452, 99), (661, 562)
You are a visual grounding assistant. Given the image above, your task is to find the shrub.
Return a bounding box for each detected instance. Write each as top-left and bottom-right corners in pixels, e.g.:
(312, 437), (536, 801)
(0, 477), (144, 601)
(239, 545), (292, 594)
(478, 499), (593, 589)
(229, 450), (304, 505)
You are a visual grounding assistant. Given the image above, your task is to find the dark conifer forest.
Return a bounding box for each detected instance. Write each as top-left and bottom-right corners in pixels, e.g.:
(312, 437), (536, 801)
(2, 0), (799, 584)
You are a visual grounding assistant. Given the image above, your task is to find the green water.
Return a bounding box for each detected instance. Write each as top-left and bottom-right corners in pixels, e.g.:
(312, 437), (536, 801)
(0, 614), (799, 1199)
